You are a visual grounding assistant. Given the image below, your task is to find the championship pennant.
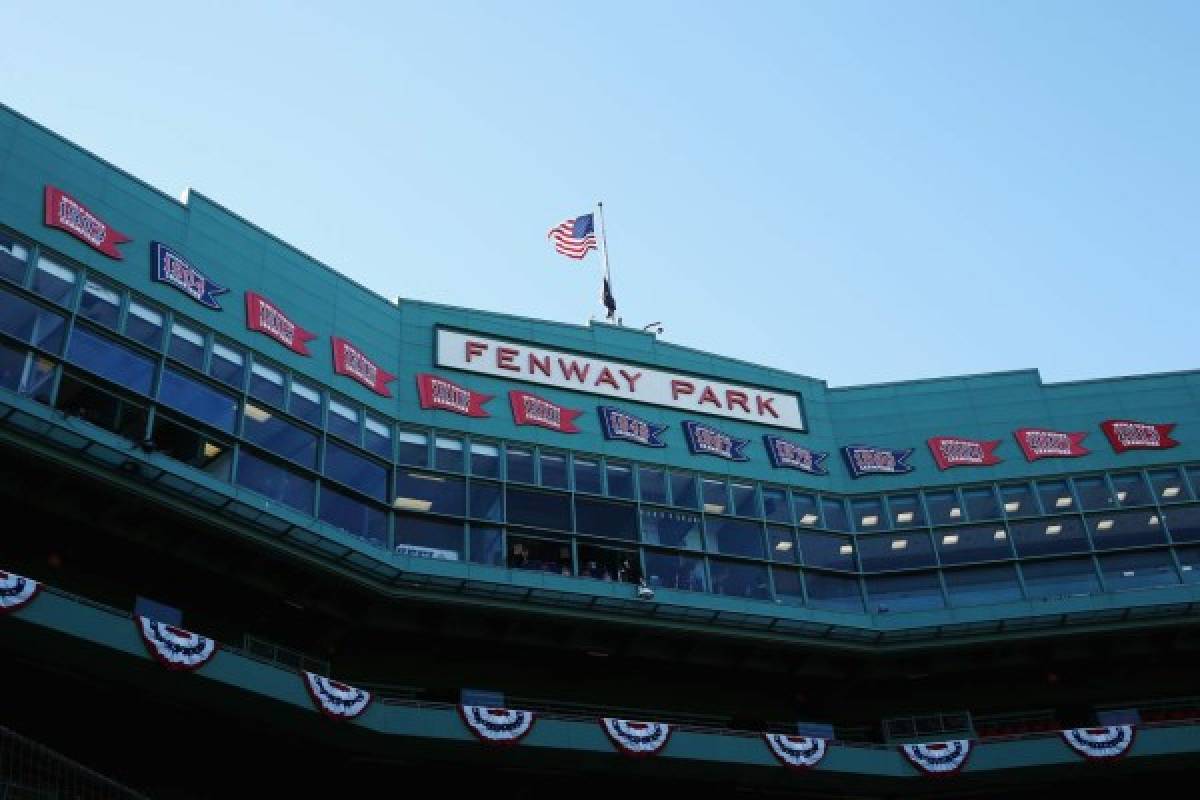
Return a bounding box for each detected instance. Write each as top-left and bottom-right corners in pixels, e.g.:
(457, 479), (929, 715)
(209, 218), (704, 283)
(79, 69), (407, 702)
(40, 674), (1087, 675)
(1100, 420), (1179, 454)
(598, 406), (667, 447)
(1014, 428), (1089, 462)
(151, 242), (229, 310)
(763, 435), (828, 475)
(417, 373), (492, 417)
(842, 445), (914, 478)
(682, 420), (749, 462)
(927, 436), (1002, 470)
(245, 292), (316, 355)
(331, 337), (395, 397)
(510, 390), (582, 433)
(43, 186), (130, 259)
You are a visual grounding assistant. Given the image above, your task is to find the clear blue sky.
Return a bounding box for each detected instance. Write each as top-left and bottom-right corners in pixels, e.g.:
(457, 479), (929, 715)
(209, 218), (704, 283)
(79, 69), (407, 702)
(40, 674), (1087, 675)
(4, 2), (1198, 387)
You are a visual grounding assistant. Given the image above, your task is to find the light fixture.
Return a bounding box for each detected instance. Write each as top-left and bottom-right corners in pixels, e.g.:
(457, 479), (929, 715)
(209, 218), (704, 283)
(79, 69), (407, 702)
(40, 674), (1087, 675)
(1122, 570), (1136, 578)
(1045, 524), (1062, 535)
(861, 515), (879, 527)
(202, 442), (222, 459)
(244, 404), (272, 423)
(1096, 519), (1114, 531)
(775, 540), (794, 552)
(393, 497), (433, 512)
(703, 503), (726, 514)
(942, 534), (959, 545)
(993, 530), (1007, 540)
(891, 539), (908, 550)
(800, 513), (819, 526)
(896, 511), (914, 524)
(1149, 515), (1160, 526)
(839, 544), (854, 555)
(409, 472), (447, 482)
(949, 507), (962, 519)
(1116, 490), (1127, 503)
(1004, 501), (1020, 513)
(1055, 496), (1072, 509)
(1183, 565), (1194, 572)
(1163, 486), (1181, 499)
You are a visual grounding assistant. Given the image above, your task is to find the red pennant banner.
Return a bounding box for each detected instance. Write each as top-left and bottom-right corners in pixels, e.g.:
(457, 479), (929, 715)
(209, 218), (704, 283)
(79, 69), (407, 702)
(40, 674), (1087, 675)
(1100, 420), (1179, 453)
(417, 373), (492, 417)
(43, 186), (130, 260)
(509, 390), (582, 433)
(245, 292), (316, 355)
(927, 436), (1003, 470)
(331, 337), (395, 397)
(1014, 428), (1089, 461)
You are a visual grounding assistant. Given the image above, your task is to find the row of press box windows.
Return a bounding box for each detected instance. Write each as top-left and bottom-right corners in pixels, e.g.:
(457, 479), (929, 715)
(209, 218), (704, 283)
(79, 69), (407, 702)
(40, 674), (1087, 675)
(8, 326), (1200, 578)
(3, 237), (1200, 531)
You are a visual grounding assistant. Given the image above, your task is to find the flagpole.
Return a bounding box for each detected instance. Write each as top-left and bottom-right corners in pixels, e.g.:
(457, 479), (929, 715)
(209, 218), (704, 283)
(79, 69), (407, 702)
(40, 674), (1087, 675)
(597, 201), (615, 322)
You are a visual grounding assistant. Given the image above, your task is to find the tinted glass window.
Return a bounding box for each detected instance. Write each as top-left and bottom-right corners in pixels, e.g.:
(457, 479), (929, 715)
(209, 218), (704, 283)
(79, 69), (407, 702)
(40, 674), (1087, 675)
(858, 532), (936, 572)
(943, 565), (1023, 607)
(125, 300), (164, 349)
(762, 487), (790, 523)
(319, 484), (386, 546)
(1149, 468), (1190, 504)
(1176, 546), (1200, 583)
(924, 490), (961, 525)
(798, 531), (857, 571)
(0, 343), (54, 403)
(1098, 550), (1179, 592)
(1010, 517), (1090, 557)
(772, 567), (804, 605)
(397, 429), (429, 467)
(935, 524), (1014, 565)
(167, 322), (205, 369)
(435, 436), (464, 472)
(804, 571), (863, 612)
(540, 451), (567, 488)
(577, 544), (639, 583)
(575, 497), (637, 540)
(1074, 476), (1114, 511)
(79, 280), (120, 329)
(0, 287), (66, 353)
(324, 442), (388, 502)
(0, 234), (28, 284)
(640, 507), (702, 550)
(768, 526), (798, 563)
(149, 413), (232, 480)
(606, 462), (634, 498)
(638, 466), (667, 504)
(644, 550), (706, 592)
(468, 480), (503, 521)
(364, 416), (392, 459)
(793, 492), (820, 527)
(706, 517), (765, 559)
(289, 380), (323, 426)
(866, 571), (945, 612)
(242, 403), (317, 469)
(508, 534), (571, 574)
(573, 457), (602, 493)
(821, 497), (851, 531)
(731, 482), (759, 517)
(209, 342), (245, 389)
(1037, 480), (1075, 513)
(1000, 483), (1039, 517)
(507, 446), (534, 483)
(1111, 472), (1153, 507)
(701, 478), (728, 514)
(327, 398), (359, 443)
(33, 258), (76, 305)
(66, 326), (155, 395)
(1086, 510), (1167, 550)
(54, 374), (147, 442)
(394, 469), (465, 515)
(470, 441), (500, 477)
(710, 559), (770, 600)
(249, 362), (285, 407)
(395, 515), (463, 560)
(670, 471), (699, 509)
(963, 487), (1001, 521)
(235, 449), (314, 513)
(888, 494), (924, 528)
(1164, 505), (1200, 543)
(506, 486), (570, 531)
(468, 525), (505, 566)
(158, 368), (237, 432)
(1020, 557), (1100, 599)
(852, 497), (886, 531)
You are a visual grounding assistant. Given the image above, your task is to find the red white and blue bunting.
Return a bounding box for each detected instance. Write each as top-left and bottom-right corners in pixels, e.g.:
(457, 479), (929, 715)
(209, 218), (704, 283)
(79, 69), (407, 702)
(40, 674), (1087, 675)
(0, 570), (40, 613)
(900, 740), (972, 775)
(302, 672), (372, 721)
(459, 706), (536, 745)
(601, 718), (672, 757)
(763, 734), (828, 770)
(1060, 726), (1135, 761)
(135, 616), (216, 671)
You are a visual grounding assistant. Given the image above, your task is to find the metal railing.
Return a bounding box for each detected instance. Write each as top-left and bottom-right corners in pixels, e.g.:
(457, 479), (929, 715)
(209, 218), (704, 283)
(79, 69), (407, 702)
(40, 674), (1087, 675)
(0, 725), (151, 800)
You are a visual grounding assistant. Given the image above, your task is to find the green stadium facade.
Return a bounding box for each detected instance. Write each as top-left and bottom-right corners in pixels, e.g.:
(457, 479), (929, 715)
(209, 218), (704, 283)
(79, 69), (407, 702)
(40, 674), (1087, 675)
(1, 103), (1199, 797)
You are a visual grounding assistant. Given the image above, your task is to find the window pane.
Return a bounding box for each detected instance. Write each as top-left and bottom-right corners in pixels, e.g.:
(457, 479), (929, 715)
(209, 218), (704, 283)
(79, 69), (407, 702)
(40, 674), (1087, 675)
(1010, 517), (1090, 557)
(242, 403), (317, 469)
(394, 469), (465, 515)
(1020, 557), (1100, 599)
(575, 497), (637, 540)
(470, 441), (500, 477)
(573, 457), (602, 493)
(209, 341), (245, 389)
(468, 480), (503, 521)
(936, 524), (1015, 565)
(644, 550), (707, 592)
(606, 462), (634, 498)
(397, 429), (429, 467)
(1149, 468), (1190, 504)
(0, 343), (54, 403)
(821, 497), (851, 531)
(963, 487), (1001, 521)
(125, 300), (164, 349)
(639, 466), (668, 504)
(701, 478), (728, 514)
(0, 286), (67, 353)
(79, 280), (120, 329)
(852, 497), (886, 532)
(1037, 480), (1075, 513)
(324, 442), (388, 502)
(669, 471), (699, 509)
(319, 484), (386, 546)
(858, 532), (936, 571)
(289, 380), (323, 426)
(1086, 510), (1167, 550)
(1098, 550), (1180, 592)
(167, 322), (205, 369)
(468, 525), (504, 566)
(249, 362), (285, 407)
(762, 487), (790, 523)
(888, 494), (924, 528)
(395, 515), (463, 560)
(772, 567), (804, 605)
(0, 234), (28, 284)
(534, 450), (565, 488)
(149, 413), (232, 480)
(1074, 476), (1114, 511)
(33, 258), (76, 305)
(924, 490), (962, 525)
(364, 415), (392, 459)
(158, 368), (237, 432)
(508, 534), (571, 574)
(1164, 505), (1200, 544)
(1176, 546), (1200, 583)
(793, 492), (820, 527)
(1111, 472), (1153, 507)
(711, 559), (770, 600)
(944, 565), (1023, 607)
(866, 571), (945, 612)
(1000, 483), (1039, 517)
(706, 517), (765, 559)
(768, 526), (798, 563)
(577, 544), (639, 583)
(805, 571), (863, 612)
(54, 374), (147, 442)
(640, 507), (702, 550)
(235, 449), (314, 513)
(327, 398), (359, 442)
(798, 531), (857, 571)
(507, 446), (534, 483)
(435, 436), (464, 472)
(66, 326), (155, 394)
(506, 486), (570, 531)
(731, 482), (759, 517)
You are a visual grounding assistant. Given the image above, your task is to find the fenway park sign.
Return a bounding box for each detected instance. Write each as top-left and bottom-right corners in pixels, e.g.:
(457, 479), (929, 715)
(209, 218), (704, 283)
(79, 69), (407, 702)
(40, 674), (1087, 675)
(436, 330), (804, 431)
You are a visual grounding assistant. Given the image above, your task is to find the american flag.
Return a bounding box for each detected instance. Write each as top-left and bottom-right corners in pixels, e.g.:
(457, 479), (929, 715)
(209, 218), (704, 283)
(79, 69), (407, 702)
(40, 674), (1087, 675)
(547, 213), (598, 260)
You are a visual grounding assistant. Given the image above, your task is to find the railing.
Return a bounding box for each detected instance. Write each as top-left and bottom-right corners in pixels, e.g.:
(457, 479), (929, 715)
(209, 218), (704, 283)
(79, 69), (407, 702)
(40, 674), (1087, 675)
(0, 725), (151, 800)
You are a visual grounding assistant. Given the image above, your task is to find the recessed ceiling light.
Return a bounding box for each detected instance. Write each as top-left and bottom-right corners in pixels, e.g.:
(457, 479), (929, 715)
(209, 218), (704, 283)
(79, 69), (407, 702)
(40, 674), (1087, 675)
(775, 540), (793, 551)
(1163, 486), (1181, 498)
(949, 507), (962, 519)
(994, 530), (1007, 540)
(1116, 491), (1127, 503)
(942, 534), (959, 545)
(839, 544), (854, 555)
(800, 513), (818, 526)
(1055, 496), (1072, 508)
(1045, 524), (1062, 535)
(1122, 570), (1136, 578)
(896, 511), (914, 523)
(393, 497), (433, 512)
(1004, 501), (1020, 513)
(703, 503), (726, 514)
(244, 405), (272, 423)
(861, 515), (879, 527)
(1149, 515), (1160, 526)
(1096, 519), (1114, 531)
(891, 539), (908, 550)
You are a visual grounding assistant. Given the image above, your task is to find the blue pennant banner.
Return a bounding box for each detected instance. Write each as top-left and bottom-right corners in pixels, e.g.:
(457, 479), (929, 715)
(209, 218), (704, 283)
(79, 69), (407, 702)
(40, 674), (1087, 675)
(763, 435), (828, 475)
(151, 242), (229, 310)
(842, 445), (915, 478)
(598, 406), (668, 448)
(683, 420), (749, 462)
